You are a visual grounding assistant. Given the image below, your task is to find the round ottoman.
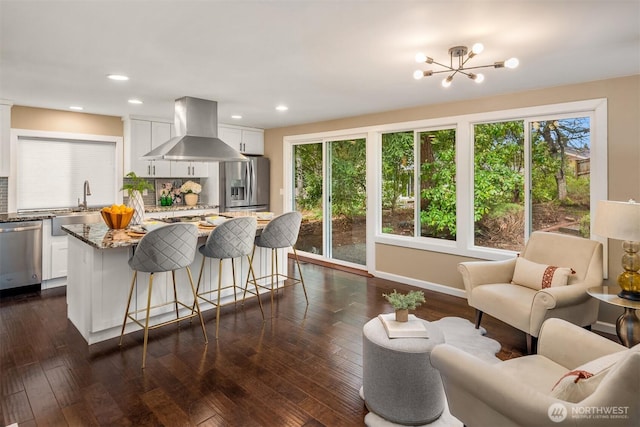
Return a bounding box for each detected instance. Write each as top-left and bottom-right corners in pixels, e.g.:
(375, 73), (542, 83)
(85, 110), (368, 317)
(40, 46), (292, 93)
(362, 316), (445, 425)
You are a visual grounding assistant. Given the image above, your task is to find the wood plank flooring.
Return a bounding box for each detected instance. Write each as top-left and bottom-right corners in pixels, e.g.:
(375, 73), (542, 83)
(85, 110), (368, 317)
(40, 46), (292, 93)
(0, 261), (615, 426)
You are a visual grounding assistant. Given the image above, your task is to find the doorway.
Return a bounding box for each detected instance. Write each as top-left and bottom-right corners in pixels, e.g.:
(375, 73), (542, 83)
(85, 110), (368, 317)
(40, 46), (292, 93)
(292, 137), (367, 266)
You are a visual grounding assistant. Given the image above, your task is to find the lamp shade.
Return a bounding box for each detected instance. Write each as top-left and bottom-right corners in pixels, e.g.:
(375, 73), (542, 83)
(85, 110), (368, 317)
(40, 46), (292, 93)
(594, 200), (640, 242)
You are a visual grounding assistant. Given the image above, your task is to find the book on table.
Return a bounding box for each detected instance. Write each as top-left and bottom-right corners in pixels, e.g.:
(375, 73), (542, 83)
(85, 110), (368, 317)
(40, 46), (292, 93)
(378, 313), (429, 338)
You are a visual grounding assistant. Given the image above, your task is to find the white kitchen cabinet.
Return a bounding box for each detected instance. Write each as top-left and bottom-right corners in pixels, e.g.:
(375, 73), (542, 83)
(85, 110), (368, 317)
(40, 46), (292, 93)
(0, 103), (11, 177)
(41, 219), (68, 283)
(240, 129), (264, 155)
(219, 125), (264, 155)
(170, 160), (208, 178)
(50, 239), (69, 278)
(125, 118), (171, 177)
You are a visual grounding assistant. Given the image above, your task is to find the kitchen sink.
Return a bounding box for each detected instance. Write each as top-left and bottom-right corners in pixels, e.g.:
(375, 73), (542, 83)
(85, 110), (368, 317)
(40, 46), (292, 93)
(51, 211), (101, 236)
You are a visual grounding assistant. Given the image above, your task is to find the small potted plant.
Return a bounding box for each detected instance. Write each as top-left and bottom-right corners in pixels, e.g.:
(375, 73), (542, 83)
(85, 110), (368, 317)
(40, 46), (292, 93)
(180, 180), (202, 206)
(382, 289), (426, 322)
(121, 172), (154, 225)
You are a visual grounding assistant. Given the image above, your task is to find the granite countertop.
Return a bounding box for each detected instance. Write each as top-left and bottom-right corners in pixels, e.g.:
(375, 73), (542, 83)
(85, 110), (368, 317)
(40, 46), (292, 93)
(62, 223), (215, 249)
(0, 205), (219, 224)
(63, 213), (268, 250)
(0, 212), (57, 222)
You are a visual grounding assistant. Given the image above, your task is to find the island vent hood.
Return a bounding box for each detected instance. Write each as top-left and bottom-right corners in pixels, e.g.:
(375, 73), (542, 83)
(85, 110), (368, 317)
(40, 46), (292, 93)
(141, 96), (247, 162)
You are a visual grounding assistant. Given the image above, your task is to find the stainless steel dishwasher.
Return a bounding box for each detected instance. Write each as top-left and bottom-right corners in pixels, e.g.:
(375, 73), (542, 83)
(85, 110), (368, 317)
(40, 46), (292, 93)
(0, 220), (43, 291)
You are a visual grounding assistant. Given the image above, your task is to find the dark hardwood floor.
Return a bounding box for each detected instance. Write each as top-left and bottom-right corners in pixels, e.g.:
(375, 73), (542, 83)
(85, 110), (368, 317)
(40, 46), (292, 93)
(0, 261), (615, 426)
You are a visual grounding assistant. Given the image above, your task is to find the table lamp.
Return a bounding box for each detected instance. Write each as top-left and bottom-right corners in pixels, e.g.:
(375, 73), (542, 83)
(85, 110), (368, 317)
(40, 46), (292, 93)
(594, 199), (640, 300)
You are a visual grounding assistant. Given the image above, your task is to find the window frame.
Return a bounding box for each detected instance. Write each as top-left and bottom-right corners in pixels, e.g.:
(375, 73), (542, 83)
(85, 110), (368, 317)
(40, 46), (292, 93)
(284, 98), (607, 268)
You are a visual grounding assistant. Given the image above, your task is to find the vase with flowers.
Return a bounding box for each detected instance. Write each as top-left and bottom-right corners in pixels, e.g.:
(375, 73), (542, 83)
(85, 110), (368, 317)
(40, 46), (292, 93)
(181, 180), (202, 206)
(159, 182), (174, 206)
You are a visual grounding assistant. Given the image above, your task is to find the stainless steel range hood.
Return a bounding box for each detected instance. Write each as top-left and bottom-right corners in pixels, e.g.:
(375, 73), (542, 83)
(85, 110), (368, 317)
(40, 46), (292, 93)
(141, 97), (247, 162)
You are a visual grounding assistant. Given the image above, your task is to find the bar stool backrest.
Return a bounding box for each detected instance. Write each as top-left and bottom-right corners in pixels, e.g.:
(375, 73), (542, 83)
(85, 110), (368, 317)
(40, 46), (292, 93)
(200, 216), (257, 259)
(255, 211), (302, 249)
(129, 223), (198, 273)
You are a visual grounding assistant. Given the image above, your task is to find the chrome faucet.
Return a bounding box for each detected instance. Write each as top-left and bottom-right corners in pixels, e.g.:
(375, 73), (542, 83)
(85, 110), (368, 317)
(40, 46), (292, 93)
(78, 180), (91, 210)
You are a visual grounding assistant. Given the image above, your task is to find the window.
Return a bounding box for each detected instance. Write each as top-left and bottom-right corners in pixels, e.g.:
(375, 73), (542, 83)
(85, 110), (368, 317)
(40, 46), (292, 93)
(473, 120), (525, 250)
(381, 131), (414, 236)
(473, 116), (591, 252)
(381, 128), (456, 240)
(286, 98), (606, 265)
(418, 128), (456, 240)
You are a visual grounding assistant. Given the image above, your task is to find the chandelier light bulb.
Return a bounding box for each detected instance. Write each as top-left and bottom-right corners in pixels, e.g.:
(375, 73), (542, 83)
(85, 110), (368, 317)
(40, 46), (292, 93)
(413, 44), (517, 86)
(505, 57), (519, 69)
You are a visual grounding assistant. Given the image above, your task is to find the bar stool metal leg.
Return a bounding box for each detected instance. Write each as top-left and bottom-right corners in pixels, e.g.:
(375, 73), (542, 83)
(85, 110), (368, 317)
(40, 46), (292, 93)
(119, 271), (138, 346)
(185, 266), (208, 344)
(142, 273), (155, 369)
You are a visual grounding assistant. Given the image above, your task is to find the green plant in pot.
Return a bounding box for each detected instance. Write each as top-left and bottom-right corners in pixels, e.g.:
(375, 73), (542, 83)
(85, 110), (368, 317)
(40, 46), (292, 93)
(121, 172), (154, 226)
(382, 289), (426, 322)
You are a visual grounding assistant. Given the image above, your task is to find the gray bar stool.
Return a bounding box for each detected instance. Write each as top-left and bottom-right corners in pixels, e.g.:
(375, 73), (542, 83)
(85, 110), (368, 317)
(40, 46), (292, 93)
(244, 211), (308, 314)
(119, 223), (207, 368)
(195, 216), (265, 339)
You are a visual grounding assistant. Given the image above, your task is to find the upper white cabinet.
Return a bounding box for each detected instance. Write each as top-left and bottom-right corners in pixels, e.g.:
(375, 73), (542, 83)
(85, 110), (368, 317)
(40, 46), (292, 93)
(125, 118), (171, 177)
(125, 118), (207, 178)
(0, 103), (11, 177)
(219, 124), (264, 155)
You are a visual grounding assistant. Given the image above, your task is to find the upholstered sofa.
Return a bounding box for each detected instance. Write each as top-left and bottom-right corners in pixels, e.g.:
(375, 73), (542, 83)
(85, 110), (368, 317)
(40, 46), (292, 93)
(459, 231), (603, 353)
(431, 318), (639, 427)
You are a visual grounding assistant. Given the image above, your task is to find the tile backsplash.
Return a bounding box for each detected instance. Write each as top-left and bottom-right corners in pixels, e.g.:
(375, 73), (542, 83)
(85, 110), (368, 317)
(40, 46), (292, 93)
(0, 177), (7, 213)
(122, 177), (201, 207)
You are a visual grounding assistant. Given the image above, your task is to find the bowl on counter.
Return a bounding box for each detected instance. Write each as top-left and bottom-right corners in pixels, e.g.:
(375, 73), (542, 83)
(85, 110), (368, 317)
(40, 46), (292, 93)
(205, 215), (227, 226)
(100, 205), (134, 229)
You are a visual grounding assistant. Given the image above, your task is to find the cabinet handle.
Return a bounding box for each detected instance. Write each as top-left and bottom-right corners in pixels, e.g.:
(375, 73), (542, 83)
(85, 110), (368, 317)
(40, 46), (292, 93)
(147, 164), (151, 175)
(153, 165), (156, 175)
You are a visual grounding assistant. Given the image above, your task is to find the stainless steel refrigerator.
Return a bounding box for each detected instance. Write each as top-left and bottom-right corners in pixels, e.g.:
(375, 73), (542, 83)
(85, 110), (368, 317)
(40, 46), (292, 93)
(219, 156), (270, 212)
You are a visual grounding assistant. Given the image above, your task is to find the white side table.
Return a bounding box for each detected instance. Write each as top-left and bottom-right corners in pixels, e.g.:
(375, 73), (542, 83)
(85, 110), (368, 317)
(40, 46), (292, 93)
(361, 316), (445, 425)
(588, 285), (640, 347)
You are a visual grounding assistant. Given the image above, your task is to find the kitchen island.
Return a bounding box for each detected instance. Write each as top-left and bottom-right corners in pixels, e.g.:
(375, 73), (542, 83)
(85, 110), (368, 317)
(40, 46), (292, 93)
(63, 217), (281, 344)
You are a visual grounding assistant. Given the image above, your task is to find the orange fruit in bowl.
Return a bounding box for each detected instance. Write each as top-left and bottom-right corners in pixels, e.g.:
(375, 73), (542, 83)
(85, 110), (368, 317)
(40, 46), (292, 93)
(101, 204), (134, 229)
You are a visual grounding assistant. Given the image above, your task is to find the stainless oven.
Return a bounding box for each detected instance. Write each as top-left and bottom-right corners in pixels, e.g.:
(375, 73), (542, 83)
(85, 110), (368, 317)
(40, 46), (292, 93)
(0, 220), (42, 291)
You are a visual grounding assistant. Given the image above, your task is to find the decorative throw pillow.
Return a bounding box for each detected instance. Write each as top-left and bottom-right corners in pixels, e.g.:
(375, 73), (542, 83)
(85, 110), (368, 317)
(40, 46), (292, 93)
(511, 257), (574, 290)
(550, 345), (639, 402)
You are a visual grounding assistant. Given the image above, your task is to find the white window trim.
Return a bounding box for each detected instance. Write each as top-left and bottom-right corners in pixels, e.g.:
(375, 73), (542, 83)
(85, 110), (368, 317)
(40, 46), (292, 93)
(283, 98), (607, 270)
(9, 128), (124, 212)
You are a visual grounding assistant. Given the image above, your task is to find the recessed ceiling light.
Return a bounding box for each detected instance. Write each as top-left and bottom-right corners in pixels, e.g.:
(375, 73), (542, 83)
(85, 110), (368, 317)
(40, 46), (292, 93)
(231, 115), (242, 119)
(276, 105), (288, 111)
(107, 74), (129, 81)
(128, 99), (143, 105)
(69, 106), (83, 111)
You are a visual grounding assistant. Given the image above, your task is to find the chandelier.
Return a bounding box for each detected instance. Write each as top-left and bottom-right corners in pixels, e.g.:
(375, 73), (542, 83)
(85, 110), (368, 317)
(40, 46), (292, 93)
(413, 43), (519, 87)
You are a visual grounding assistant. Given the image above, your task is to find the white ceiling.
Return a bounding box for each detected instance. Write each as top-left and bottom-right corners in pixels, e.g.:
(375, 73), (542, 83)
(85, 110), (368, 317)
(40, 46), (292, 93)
(1, 0), (639, 130)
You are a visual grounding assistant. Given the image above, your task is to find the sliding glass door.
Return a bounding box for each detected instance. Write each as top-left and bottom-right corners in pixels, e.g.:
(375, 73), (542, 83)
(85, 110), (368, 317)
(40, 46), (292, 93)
(292, 137), (367, 266)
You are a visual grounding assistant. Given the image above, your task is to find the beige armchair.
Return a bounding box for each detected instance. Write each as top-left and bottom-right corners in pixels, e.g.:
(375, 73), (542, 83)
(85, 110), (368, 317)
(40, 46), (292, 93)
(431, 318), (638, 427)
(459, 231), (603, 353)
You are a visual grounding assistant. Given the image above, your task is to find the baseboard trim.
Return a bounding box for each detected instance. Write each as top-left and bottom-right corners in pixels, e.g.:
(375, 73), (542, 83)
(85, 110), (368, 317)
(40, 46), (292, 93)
(373, 271), (467, 299)
(592, 320), (617, 336)
(291, 253), (374, 277)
